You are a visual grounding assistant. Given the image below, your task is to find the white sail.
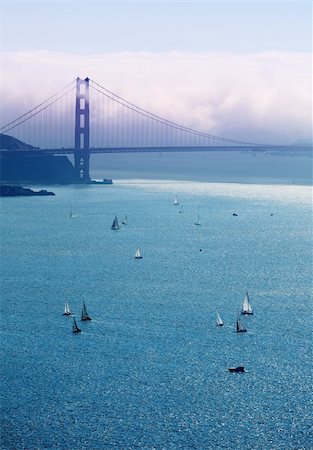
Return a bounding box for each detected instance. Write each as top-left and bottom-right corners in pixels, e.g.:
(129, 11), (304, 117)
(194, 214), (201, 225)
(122, 215), (128, 225)
(111, 215), (120, 230)
(216, 311), (224, 326)
(135, 247), (142, 259)
(63, 301), (71, 315)
(241, 292), (253, 315)
(174, 196), (179, 205)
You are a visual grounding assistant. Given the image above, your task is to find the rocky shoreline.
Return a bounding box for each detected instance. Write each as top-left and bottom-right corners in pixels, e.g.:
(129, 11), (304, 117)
(0, 185), (55, 197)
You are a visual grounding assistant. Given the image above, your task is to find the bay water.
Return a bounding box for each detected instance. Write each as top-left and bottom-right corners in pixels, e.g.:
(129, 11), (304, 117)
(1, 180), (312, 449)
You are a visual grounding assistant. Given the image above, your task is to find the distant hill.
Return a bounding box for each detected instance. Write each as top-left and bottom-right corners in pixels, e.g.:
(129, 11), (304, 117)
(0, 133), (37, 150)
(0, 133), (78, 184)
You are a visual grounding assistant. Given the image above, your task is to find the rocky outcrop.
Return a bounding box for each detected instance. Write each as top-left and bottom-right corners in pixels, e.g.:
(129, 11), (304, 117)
(0, 185), (55, 196)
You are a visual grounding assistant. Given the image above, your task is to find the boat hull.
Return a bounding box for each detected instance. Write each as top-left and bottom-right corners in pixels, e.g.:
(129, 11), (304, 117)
(228, 366), (245, 373)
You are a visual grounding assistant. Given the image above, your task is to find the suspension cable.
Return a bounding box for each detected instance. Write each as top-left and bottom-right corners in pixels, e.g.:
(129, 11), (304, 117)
(1, 85), (76, 134)
(89, 78), (263, 146)
(0, 80), (76, 132)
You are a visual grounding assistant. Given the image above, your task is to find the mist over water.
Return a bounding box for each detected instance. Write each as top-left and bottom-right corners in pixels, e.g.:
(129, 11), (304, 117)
(1, 177), (312, 449)
(90, 149), (313, 186)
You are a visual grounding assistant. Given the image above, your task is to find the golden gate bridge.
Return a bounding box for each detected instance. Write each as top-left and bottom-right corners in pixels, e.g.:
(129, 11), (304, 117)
(0, 77), (304, 182)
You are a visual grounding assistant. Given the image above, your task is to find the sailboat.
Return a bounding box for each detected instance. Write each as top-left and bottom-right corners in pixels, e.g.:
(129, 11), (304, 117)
(81, 300), (92, 321)
(194, 213), (201, 225)
(236, 315), (247, 333)
(72, 317), (81, 334)
(216, 311), (224, 327)
(135, 247), (143, 259)
(121, 215), (128, 225)
(241, 291), (253, 315)
(111, 215), (120, 230)
(62, 301), (71, 316)
(178, 206), (183, 214)
(174, 196), (179, 205)
(69, 208), (73, 219)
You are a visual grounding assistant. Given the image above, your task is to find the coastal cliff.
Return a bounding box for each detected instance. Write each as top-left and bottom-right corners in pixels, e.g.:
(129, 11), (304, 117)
(1, 153), (78, 184)
(0, 134), (78, 184)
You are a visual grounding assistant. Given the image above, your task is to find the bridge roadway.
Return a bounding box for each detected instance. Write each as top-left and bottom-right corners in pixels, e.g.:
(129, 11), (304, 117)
(0, 145), (309, 156)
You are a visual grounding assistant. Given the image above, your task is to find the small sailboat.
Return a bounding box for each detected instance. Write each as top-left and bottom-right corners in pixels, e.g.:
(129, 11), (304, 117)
(69, 208), (73, 219)
(241, 291), (253, 315)
(135, 247), (143, 259)
(236, 315), (247, 333)
(72, 317), (81, 334)
(194, 213), (201, 226)
(62, 301), (71, 316)
(81, 300), (92, 321)
(174, 196), (179, 205)
(121, 215), (128, 225)
(111, 215), (120, 230)
(178, 206), (183, 214)
(216, 311), (224, 327)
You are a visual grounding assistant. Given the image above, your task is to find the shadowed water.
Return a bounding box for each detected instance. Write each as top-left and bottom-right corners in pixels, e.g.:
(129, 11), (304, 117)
(0, 181), (312, 449)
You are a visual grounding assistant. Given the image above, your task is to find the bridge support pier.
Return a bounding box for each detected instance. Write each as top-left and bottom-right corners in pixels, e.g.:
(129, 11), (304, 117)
(74, 77), (90, 182)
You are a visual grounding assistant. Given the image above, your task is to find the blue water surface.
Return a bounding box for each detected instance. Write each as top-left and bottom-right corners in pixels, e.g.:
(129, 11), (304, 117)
(0, 181), (312, 449)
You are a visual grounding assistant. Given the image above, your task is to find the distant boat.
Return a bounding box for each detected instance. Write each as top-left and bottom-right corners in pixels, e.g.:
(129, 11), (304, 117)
(63, 301), (71, 316)
(236, 315), (247, 333)
(72, 317), (81, 334)
(232, 213), (238, 217)
(81, 300), (92, 321)
(194, 213), (201, 226)
(216, 311), (224, 327)
(91, 178), (113, 185)
(121, 215), (128, 225)
(241, 292), (253, 315)
(135, 247), (143, 259)
(174, 196), (179, 205)
(111, 215), (120, 230)
(228, 366), (245, 373)
(178, 206), (183, 213)
(69, 208), (73, 219)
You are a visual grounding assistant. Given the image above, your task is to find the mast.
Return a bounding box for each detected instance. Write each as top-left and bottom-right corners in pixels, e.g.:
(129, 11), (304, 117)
(73, 317), (81, 333)
(135, 247), (142, 259)
(216, 311), (224, 326)
(81, 300), (92, 321)
(241, 291), (253, 315)
(111, 215), (120, 230)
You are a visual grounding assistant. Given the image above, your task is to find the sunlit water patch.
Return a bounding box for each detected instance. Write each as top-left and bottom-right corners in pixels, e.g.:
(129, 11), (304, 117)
(0, 181), (312, 449)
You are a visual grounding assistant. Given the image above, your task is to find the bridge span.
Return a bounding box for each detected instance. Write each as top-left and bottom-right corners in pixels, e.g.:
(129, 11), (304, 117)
(1, 77), (310, 183)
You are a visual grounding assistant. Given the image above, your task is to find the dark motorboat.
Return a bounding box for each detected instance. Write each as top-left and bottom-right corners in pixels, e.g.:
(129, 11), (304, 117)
(228, 366), (245, 373)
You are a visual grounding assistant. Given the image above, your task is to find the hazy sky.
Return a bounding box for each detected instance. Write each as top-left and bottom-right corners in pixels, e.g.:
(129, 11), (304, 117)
(0, 0), (312, 144)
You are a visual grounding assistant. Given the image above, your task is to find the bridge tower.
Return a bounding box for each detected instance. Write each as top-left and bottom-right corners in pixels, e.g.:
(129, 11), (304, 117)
(74, 77), (90, 182)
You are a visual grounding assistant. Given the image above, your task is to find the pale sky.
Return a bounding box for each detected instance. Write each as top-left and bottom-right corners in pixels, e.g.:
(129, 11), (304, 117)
(1, 0), (311, 53)
(0, 0), (312, 145)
